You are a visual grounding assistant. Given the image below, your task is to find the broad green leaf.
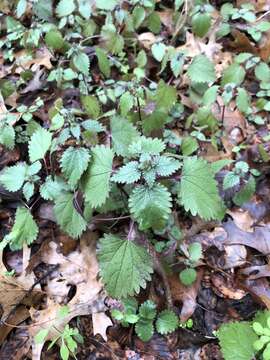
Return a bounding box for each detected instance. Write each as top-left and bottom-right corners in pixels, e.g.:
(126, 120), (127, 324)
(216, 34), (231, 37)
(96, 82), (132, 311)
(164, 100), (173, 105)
(236, 88), (251, 113)
(202, 85), (219, 106)
(45, 30), (64, 50)
(129, 183), (172, 230)
(96, 0), (117, 10)
(255, 62), (270, 82)
(35, 329), (49, 344)
(60, 147), (91, 187)
(217, 322), (258, 360)
(98, 234), (153, 298)
(151, 43), (166, 62)
(139, 300), (157, 320)
(129, 136), (165, 156)
(233, 176), (255, 206)
(81, 95), (100, 119)
(0, 163), (26, 192)
(40, 175), (69, 201)
(119, 92), (134, 116)
(95, 48), (111, 77)
(135, 320), (154, 342)
(147, 12), (161, 33)
(181, 137), (198, 156)
(132, 6), (145, 29)
(155, 80), (177, 111)
(223, 172), (240, 190)
(83, 145), (114, 207)
(179, 157), (225, 220)
(78, 0), (91, 19)
(54, 193), (87, 238)
(221, 63), (245, 86)
(179, 268), (197, 286)
(16, 0), (27, 17)
(170, 53), (184, 77)
(23, 182), (34, 201)
(188, 242), (202, 263)
(73, 52), (89, 76)
(192, 12), (211, 37)
(0, 124), (15, 150)
(28, 128), (52, 162)
(56, 0), (75, 17)
(187, 55), (216, 83)
(4, 207), (38, 250)
(112, 161), (141, 184)
(33, 0), (53, 20)
(156, 310), (179, 335)
(60, 343), (69, 360)
(111, 116), (140, 157)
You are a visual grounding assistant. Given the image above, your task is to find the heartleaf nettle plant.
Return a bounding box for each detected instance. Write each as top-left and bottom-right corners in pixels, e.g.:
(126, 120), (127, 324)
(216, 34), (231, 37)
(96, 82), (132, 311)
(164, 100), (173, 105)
(111, 299), (179, 342)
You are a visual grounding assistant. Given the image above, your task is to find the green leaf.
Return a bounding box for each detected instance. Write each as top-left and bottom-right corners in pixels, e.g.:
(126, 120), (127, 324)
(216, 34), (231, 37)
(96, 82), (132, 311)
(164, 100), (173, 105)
(96, 0), (117, 10)
(16, 0), (27, 17)
(155, 156), (181, 177)
(0, 124), (15, 150)
(139, 300), (157, 320)
(35, 329), (49, 344)
(151, 43), (166, 62)
(83, 145), (114, 207)
(255, 62), (270, 82)
(112, 161), (141, 184)
(54, 193), (87, 238)
(0, 163), (26, 192)
(217, 322), (258, 360)
(81, 95), (100, 119)
(188, 242), (202, 263)
(155, 80), (177, 111)
(179, 157), (225, 220)
(170, 53), (184, 78)
(132, 6), (145, 29)
(187, 55), (216, 83)
(221, 63), (245, 86)
(73, 52), (89, 76)
(60, 147), (91, 188)
(4, 207), (38, 250)
(179, 268), (197, 286)
(192, 12), (211, 37)
(135, 320), (154, 342)
(78, 0), (91, 19)
(129, 183), (172, 230)
(40, 175), (69, 201)
(33, 0), (53, 20)
(28, 128), (52, 163)
(95, 48), (111, 77)
(60, 343), (69, 360)
(45, 30), (64, 50)
(156, 310), (179, 335)
(223, 172), (240, 190)
(23, 182), (34, 201)
(129, 136), (165, 156)
(56, 0), (75, 17)
(111, 116), (140, 157)
(181, 136), (198, 156)
(233, 176), (256, 206)
(98, 234), (153, 298)
(119, 92), (134, 116)
(147, 12), (161, 34)
(202, 86), (219, 106)
(236, 88), (251, 114)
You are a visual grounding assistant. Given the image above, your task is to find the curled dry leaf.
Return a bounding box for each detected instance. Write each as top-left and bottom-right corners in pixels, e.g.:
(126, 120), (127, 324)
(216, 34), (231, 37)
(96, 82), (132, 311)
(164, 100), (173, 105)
(211, 273), (246, 300)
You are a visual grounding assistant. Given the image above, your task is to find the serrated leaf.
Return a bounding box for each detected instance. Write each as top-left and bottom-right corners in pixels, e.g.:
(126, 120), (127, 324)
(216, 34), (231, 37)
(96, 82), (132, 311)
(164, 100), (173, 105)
(28, 128), (52, 163)
(192, 12), (211, 37)
(81, 95), (100, 119)
(40, 175), (69, 201)
(112, 161), (141, 184)
(129, 183), (172, 230)
(217, 322), (258, 360)
(4, 207), (38, 250)
(129, 136), (165, 156)
(23, 182), (34, 201)
(95, 47), (111, 77)
(181, 137), (198, 156)
(98, 234), (153, 298)
(179, 268), (197, 286)
(83, 145), (114, 207)
(179, 157), (225, 220)
(155, 156), (181, 177)
(119, 92), (134, 116)
(73, 52), (89, 76)
(221, 63), (245, 86)
(139, 300), (157, 320)
(188, 242), (202, 263)
(16, 0), (27, 17)
(223, 172), (240, 190)
(0, 163), (26, 192)
(236, 88), (250, 113)
(0, 124), (15, 150)
(60, 147), (90, 187)
(187, 55), (216, 83)
(56, 0), (75, 17)
(111, 116), (140, 157)
(54, 193), (87, 238)
(202, 85), (219, 106)
(156, 310), (179, 335)
(135, 320), (154, 342)
(155, 80), (177, 111)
